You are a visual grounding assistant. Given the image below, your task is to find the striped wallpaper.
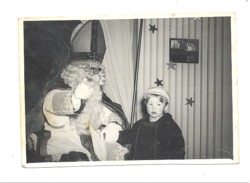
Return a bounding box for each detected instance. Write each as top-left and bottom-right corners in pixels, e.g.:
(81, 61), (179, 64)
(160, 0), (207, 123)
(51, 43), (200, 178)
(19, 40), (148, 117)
(136, 17), (233, 159)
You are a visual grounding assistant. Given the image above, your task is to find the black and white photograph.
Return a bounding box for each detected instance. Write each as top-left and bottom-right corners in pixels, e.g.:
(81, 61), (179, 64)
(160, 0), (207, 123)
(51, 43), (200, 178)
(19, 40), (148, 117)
(20, 15), (238, 166)
(1, 0), (250, 182)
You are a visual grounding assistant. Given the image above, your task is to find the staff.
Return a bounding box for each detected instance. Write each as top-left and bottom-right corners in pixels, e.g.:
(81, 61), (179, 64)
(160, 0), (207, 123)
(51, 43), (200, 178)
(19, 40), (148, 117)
(130, 19), (144, 129)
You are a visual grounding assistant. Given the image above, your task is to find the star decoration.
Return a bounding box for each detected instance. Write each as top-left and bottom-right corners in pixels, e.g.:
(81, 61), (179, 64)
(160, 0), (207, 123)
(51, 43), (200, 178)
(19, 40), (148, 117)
(149, 24), (158, 34)
(154, 78), (163, 86)
(186, 97), (195, 107)
(166, 62), (176, 70)
(194, 17), (201, 22)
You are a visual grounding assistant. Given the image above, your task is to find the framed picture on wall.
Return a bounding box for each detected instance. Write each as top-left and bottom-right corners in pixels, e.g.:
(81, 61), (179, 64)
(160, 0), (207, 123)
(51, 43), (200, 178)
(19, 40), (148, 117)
(170, 38), (199, 63)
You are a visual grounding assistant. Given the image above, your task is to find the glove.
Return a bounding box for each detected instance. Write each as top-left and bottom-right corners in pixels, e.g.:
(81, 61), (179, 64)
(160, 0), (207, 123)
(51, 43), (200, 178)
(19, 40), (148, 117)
(73, 79), (93, 100)
(100, 123), (122, 143)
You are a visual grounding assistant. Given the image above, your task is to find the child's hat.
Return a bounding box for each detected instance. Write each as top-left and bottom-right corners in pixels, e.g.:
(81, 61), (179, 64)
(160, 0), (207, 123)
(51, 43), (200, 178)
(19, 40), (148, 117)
(144, 86), (170, 103)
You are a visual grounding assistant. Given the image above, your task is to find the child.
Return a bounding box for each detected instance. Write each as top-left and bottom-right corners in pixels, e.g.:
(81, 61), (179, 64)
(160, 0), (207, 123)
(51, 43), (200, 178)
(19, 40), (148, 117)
(102, 86), (185, 160)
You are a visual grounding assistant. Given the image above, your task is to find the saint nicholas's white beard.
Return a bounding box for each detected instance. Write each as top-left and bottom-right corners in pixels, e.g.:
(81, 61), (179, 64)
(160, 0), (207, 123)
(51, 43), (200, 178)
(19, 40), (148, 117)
(73, 86), (103, 135)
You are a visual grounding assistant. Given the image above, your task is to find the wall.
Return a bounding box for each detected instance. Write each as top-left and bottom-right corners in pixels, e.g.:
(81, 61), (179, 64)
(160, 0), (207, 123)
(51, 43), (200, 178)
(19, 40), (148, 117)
(136, 17), (233, 159)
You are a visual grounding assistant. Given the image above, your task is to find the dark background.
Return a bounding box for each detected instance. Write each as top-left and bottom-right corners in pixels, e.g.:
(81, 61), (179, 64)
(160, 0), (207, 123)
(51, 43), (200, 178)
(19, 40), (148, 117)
(24, 20), (81, 134)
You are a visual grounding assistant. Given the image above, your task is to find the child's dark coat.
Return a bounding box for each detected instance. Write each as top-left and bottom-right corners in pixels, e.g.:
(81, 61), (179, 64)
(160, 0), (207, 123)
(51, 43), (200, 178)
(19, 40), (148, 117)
(117, 113), (185, 160)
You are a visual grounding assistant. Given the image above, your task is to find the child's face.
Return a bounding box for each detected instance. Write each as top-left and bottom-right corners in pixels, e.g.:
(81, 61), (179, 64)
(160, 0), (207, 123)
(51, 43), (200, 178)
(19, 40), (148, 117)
(146, 95), (166, 119)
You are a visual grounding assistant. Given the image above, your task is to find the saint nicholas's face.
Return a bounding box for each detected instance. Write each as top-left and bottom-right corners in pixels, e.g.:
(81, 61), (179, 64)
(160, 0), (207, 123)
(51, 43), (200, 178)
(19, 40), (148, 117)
(81, 62), (102, 84)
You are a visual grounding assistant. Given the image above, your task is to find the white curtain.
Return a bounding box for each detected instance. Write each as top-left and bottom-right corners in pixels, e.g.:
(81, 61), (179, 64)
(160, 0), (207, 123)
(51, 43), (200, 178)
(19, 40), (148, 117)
(100, 20), (134, 122)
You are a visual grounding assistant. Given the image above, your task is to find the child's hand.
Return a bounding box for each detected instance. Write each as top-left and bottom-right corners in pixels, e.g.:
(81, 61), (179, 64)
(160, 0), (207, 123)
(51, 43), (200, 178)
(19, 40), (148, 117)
(100, 123), (122, 143)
